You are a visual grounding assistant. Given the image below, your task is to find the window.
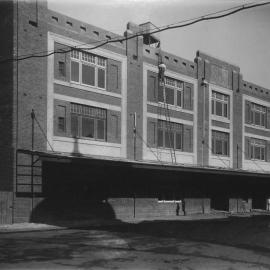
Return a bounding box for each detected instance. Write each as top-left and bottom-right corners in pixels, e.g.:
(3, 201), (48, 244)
(70, 50), (106, 89)
(212, 130), (229, 156)
(212, 91), (229, 118)
(158, 76), (183, 107)
(56, 105), (66, 133)
(70, 103), (107, 141)
(250, 138), (266, 161)
(157, 120), (183, 150)
(251, 103), (266, 127)
(58, 61), (66, 77)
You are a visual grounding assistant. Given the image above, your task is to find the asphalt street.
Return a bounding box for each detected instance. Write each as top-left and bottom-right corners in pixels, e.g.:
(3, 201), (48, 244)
(1, 216), (270, 269)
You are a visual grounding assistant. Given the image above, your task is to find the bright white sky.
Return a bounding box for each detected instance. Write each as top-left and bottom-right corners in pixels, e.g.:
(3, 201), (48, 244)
(48, 0), (270, 89)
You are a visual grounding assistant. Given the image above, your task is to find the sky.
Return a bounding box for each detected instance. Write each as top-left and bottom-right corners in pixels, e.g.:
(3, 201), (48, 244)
(48, 0), (270, 89)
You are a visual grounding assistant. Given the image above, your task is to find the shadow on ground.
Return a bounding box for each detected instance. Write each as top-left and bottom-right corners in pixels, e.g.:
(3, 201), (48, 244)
(1, 216), (270, 269)
(88, 215), (270, 253)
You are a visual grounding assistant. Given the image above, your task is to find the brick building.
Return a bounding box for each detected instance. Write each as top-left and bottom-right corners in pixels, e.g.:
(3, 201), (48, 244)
(1, 0), (270, 224)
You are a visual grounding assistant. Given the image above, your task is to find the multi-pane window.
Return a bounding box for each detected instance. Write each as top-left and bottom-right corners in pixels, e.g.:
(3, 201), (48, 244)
(212, 91), (229, 118)
(158, 76), (183, 107)
(251, 103), (266, 127)
(56, 105), (66, 133)
(212, 130), (229, 156)
(250, 138), (266, 161)
(70, 50), (106, 89)
(157, 120), (183, 150)
(70, 103), (106, 141)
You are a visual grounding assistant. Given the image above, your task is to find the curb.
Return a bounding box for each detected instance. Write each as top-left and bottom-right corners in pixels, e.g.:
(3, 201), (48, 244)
(1, 212), (269, 234)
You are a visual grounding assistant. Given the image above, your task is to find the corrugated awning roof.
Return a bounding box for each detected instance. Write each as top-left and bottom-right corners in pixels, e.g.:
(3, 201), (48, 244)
(17, 148), (270, 178)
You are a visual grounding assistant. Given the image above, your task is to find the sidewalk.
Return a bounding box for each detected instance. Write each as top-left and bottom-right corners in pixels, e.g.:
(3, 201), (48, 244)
(0, 210), (268, 233)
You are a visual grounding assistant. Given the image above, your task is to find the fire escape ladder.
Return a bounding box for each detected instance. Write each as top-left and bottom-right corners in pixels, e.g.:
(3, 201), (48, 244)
(158, 51), (176, 164)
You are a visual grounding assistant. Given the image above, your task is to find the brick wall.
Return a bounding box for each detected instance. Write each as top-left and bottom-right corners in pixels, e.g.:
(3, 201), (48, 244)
(126, 33), (144, 160)
(0, 1), (15, 193)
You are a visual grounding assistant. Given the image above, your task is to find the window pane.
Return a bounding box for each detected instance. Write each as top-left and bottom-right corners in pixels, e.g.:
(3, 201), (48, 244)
(216, 101), (223, 116)
(165, 131), (174, 148)
(251, 145), (254, 159)
(71, 61), (79, 82)
(212, 139), (215, 154)
(82, 64), (95, 86)
(261, 148), (265, 160)
(254, 146), (261, 160)
(224, 104), (228, 118)
(216, 140), (223, 155)
(157, 129), (163, 147)
(176, 91), (182, 107)
(58, 61), (66, 77)
(158, 87), (164, 102)
(212, 99), (214, 114)
(71, 114), (79, 137)
(215, 92), (223, 100)
(82, 117), (94, 138)
(262, 113), (265, 127)
(223, 141), (228, 156)
(71, 50), (79, 59)
(98, 68), (105, 88)
(175, 133), (182, 150)
(254, 112), (261, 125)
(58, 117), (65, 132)
(165, 87), (174, 105)
(97, 119), (105, 140)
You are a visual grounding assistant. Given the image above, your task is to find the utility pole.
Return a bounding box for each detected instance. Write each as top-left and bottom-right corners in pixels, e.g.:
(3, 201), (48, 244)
(237, 144), (239, 169)
(131, 112), (137, 160)
(31, 109), (35, 211)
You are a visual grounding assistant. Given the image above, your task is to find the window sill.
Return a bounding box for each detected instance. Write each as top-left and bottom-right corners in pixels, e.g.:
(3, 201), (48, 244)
(147, 101), (194, 114)
(245, 123), (269, 132)
(54, 79), (122, 98)
(53, 135), (121, 148)
(211, 154), (230, 159)
(245, 158), (267, 162)
(211, 115), (230, 124)
(151, 147), (194, 155)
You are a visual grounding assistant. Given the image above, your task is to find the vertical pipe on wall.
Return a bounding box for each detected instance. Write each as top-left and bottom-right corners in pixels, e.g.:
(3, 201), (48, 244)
(31, 110), (35, 212)
(12, 0), (20, 224)
(133, 112), (137, 160)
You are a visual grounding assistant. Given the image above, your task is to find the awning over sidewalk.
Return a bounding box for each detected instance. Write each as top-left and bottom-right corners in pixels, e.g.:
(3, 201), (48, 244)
(17, 148), (270, 179)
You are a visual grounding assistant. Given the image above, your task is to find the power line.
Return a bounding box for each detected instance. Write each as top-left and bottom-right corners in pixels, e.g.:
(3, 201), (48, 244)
(156, 0), (266, 30)
(32, 112), (55, 152)
(0, 1), (269, 64)
(237, 144), (266, 172)
(203, 141), (231, 169)
(135, 130), (163, 164)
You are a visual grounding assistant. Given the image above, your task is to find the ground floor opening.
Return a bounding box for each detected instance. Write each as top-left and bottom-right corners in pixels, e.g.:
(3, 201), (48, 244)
(6, 152), (270, 224)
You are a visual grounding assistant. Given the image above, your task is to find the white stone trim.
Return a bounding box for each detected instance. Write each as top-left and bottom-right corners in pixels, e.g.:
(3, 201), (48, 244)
(54, 80), (122, 99)
(208, 83), (233, 168)
(242, 94), (270, 171)
(244, 132), (270, 142)
(143, 62), (198, 164)
(54, 93), (121, 112)
(144, 62), (197, 84)
(243, 94), (270, 108)
(47, 32), (127, 158)
(147, 101), (194, 115)
(47, 33), (54, 150)
(245, 123), (270, 133)
(146, 113), (193, 126)
(52, 136), (122, 157)
(50, 32), (126, 62)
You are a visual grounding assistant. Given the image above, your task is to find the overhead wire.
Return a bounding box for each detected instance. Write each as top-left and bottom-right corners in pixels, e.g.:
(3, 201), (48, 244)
(237, 144), (266, 172)
(0, 1), (269, 63)
(203, 141), (231, 169)
(135, 130), (163, 164)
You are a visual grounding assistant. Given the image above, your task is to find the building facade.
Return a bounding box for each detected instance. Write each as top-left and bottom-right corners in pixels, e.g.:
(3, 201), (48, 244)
(0, 0), (270, 224)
